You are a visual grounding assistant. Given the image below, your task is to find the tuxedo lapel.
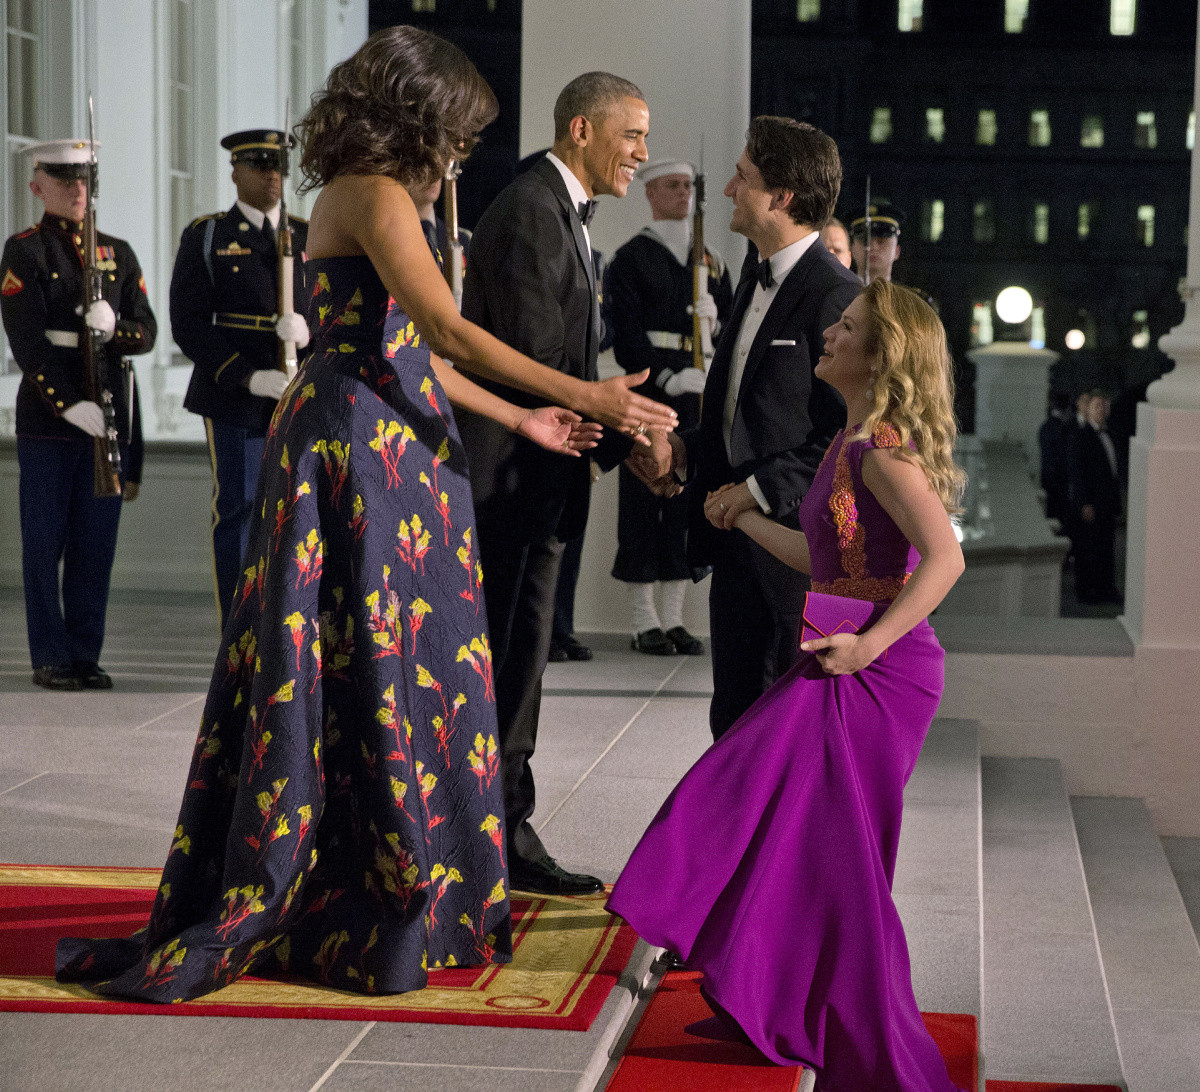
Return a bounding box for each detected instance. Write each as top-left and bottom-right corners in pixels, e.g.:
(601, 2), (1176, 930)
(702, 273), (756, 436)
(534, 158), (595, 295)
(736, 244), (819, 397)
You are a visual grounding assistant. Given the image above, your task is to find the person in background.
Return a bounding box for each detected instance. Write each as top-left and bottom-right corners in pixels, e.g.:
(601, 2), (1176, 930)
(849, 199), (902, 284)
(821, 215), (853, 271)
(1068, 390), (1122, 604)
(1038, 388), (1072, 524)
(1, 138), (155, 691)
(171, 129), (310, 629)
(607, 158), (733, 655)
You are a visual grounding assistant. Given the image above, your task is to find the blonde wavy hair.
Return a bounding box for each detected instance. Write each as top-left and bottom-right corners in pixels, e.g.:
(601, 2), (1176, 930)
(849, 280), (967, 513)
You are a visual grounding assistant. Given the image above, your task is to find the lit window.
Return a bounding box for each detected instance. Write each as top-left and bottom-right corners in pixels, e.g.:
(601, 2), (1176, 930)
(1031, 203), (1049, 244)
(1111, 0), (1135, 35)
(1030, 306), (1045, 349)
(976, 109), (997, 145)
(411, 0), (436, 10)
(1029, 109), (1051, 147)
(797, 0), (821, 21)
(1005, 0), (1029, 31)
(973, 200), (996, 244)
(898, 0), (923, 32)
(1078, 203), (1096, 239)
(1137, 204), (1155, 246)
(168, 0), (196, 247)
(925, 107), (945, 143)
(870, 107), (893, 144)
(6, 0), (42, 236)
(921, 199), (945, 242)
(1080, 115), (1104, 147)
(1131, 309), (1151, 349)
(1189, 111), (1196, 151)
(1135, 111), (1157, 149)
(971, 303), (994, 347)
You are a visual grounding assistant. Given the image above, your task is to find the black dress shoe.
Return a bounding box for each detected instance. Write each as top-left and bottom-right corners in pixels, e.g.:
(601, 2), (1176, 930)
(664, 626), (705, 656)
(32, 665), (83, 691)
(547, 643), (570, 663)
(561, 637), (593, 661)
(509, 856), (605, 896)
(73, 662), (113, 690)
(631, 627), (676, 656)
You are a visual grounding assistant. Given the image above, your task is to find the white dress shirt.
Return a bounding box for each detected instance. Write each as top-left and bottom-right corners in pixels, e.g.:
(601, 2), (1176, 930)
(236, 200), (280, 233)
(545, 152), (592, 256)
(722, 230), (818, 513)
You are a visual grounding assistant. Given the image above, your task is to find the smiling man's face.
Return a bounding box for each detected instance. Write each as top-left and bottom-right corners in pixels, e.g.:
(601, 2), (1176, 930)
(580, 96), (649, 199)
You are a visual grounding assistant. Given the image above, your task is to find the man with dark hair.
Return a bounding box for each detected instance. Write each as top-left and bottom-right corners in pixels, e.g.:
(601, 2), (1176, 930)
(457, 74), (651, 893)
(646, 116), (860, 739)
(821, 216), (852, 270)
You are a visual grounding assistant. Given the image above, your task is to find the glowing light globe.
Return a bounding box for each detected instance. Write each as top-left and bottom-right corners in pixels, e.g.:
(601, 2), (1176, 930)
(996, 286), (1034, 325)
(1065, 329), (1085, 350)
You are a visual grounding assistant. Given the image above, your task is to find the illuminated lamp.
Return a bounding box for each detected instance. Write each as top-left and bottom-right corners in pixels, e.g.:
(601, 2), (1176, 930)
(1065, 329), (1085, 350)
(995, 286), (1034, 325)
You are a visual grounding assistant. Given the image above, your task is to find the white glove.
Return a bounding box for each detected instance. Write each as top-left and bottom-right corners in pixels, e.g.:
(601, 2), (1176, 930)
(84, 299), (116, 343)
(275, 313), (310, 350)
(62, 400), (107, 437)
(662, 367), (707, 397)
(247, 369), (291, 401)
(686, 292), (720, 332)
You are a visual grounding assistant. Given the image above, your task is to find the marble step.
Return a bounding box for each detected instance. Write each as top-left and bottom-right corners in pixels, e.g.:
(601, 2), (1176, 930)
(1073, 797), (1200, 1091)
(980, 757), (1124, 1087)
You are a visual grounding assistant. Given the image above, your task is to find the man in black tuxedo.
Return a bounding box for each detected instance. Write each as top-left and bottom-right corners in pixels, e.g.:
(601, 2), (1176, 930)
(647, 116), (860, 740)
(1068, 391), (1122, 604)
(456, 72), (651, 894)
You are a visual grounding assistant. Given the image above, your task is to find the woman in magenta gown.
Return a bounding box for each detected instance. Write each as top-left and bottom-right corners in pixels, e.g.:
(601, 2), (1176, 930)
(608, 280), (969, 1091)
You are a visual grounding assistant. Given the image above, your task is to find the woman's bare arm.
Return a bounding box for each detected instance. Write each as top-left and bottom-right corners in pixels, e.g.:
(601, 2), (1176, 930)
(308, 174), (675, 437)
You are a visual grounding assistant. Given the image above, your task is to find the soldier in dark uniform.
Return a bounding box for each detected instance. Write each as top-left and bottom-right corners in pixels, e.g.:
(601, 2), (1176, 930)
(849, 199), (903, 284)
(607, 159), (733, 655)
(1, 139), (155, 690)
(171, 129), (310, 628)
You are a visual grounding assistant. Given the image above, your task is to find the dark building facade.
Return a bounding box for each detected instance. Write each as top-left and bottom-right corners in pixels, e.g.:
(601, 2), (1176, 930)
(753, 0), (1194, 428)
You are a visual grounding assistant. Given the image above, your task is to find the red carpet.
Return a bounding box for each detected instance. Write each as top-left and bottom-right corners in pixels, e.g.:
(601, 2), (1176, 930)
(605, 972), (1121, 1092)
(0, 864), (635, 1030)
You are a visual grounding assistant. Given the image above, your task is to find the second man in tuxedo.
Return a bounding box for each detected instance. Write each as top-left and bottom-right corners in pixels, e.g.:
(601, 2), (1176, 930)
(457, 72), (651, 894)
(661, 116), (861, 739)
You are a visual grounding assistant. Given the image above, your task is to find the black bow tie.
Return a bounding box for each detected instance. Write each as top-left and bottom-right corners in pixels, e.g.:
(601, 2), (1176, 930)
(756, 258), (774, 289)
(577, 199), (597, 227)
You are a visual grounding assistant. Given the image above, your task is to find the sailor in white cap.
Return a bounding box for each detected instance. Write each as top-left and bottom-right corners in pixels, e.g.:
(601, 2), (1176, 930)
(1, 139), (155, 690)
(605, 157), (733, 656)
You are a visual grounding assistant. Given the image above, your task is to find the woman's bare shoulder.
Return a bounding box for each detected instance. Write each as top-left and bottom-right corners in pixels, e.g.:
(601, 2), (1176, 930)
(308, 174), (414, 257)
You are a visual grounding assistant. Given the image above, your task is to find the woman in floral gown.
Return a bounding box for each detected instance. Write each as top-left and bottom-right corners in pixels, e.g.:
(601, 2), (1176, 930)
(56, 26), (675, 1003)
(609, 281), (969, 1091)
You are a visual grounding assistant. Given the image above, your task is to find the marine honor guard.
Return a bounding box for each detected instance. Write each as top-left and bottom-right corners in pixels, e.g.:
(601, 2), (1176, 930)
(1, 139), (155, 690)
(171, 129), (310, 628)
(606, 158), (733, 655)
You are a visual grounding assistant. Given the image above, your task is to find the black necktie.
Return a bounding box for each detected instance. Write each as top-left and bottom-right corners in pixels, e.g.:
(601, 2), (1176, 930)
(262, 218), (277, 256)
(756, 258), (774, 289)
(577, 199), (597, 227)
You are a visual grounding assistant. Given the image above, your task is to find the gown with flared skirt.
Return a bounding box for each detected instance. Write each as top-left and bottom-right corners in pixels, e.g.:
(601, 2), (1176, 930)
(608, 421), (964, 1092)
(56, 256), (512, 1001)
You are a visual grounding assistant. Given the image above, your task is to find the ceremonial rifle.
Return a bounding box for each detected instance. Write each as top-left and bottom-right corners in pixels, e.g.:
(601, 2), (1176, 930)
(82, 95), (122, 498)
(276, 100), (298, 377)
(442, 159), (464, 309)
(691, 139), (713, 371)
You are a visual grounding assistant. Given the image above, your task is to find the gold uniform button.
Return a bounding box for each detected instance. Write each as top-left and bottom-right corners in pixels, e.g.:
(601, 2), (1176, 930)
(231, 265), (239, 272)
(50, 272), (59, 279)
(73, 235), (81, 244)
(108, 273), (115, 280)
(36, 374), (43, 381)
(46, 387), (54, 395)
(56, 401), (64, 408)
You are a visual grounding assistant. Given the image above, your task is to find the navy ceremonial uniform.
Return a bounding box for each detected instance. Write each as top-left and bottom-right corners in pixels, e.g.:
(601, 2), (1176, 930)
(171, 203), (308, 625)
(1, 213), (154, 673)
(606, 228), (732, 584)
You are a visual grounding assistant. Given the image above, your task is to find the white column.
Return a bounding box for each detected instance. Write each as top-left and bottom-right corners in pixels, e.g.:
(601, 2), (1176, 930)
(1114, 0), (1200, 834)
(519, 0), (750, 635)
(967, 342), (1058, 467)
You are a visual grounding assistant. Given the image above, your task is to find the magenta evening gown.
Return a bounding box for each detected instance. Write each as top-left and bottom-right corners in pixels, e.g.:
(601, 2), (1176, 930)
(607, 422), (963, 1092)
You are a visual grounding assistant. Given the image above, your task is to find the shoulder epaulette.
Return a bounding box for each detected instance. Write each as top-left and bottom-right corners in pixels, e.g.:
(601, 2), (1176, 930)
(13, 224), (39, 239)
(188, 211), (225, 229)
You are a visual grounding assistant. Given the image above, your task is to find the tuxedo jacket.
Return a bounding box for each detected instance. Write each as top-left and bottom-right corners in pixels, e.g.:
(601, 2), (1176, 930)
(1067, 424), (1121, 518)
(457, 156), (627, 543)
(685, 237), (861, 570)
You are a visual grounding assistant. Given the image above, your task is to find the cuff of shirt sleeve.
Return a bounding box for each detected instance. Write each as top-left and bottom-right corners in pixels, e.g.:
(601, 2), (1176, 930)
(746, 474), (771, 514)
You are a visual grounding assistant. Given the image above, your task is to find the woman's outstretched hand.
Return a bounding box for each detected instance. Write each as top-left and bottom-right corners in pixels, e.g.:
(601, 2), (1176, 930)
(799, 632), (882, 675)
(517, 407), (603, 456)
(585, 370), (678, 445)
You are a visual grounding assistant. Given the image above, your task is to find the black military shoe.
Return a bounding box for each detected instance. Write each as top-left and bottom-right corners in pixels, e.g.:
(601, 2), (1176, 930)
(547, 643), (570, 663)
(631, 627), (676, 656)
(560, 637), (593, 661)
(509, 856), (605, 896)
(665, 626), (705, 656)
(32, 665), (83, 691)
(73, 662), (114, 690)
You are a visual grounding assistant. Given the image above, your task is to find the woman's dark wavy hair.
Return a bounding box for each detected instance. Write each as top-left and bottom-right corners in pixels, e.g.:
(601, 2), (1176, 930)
(296, 26), (498, 194)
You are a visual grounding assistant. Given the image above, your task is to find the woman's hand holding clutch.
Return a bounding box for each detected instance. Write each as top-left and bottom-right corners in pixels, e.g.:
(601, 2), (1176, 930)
(800, 631), (883, 675)
(517, 407), (603, 457)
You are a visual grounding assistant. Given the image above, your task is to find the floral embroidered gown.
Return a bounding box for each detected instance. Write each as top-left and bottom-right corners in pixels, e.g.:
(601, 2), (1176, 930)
(608, 423), (964, 1092)
(57, 256), (511, 1001)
